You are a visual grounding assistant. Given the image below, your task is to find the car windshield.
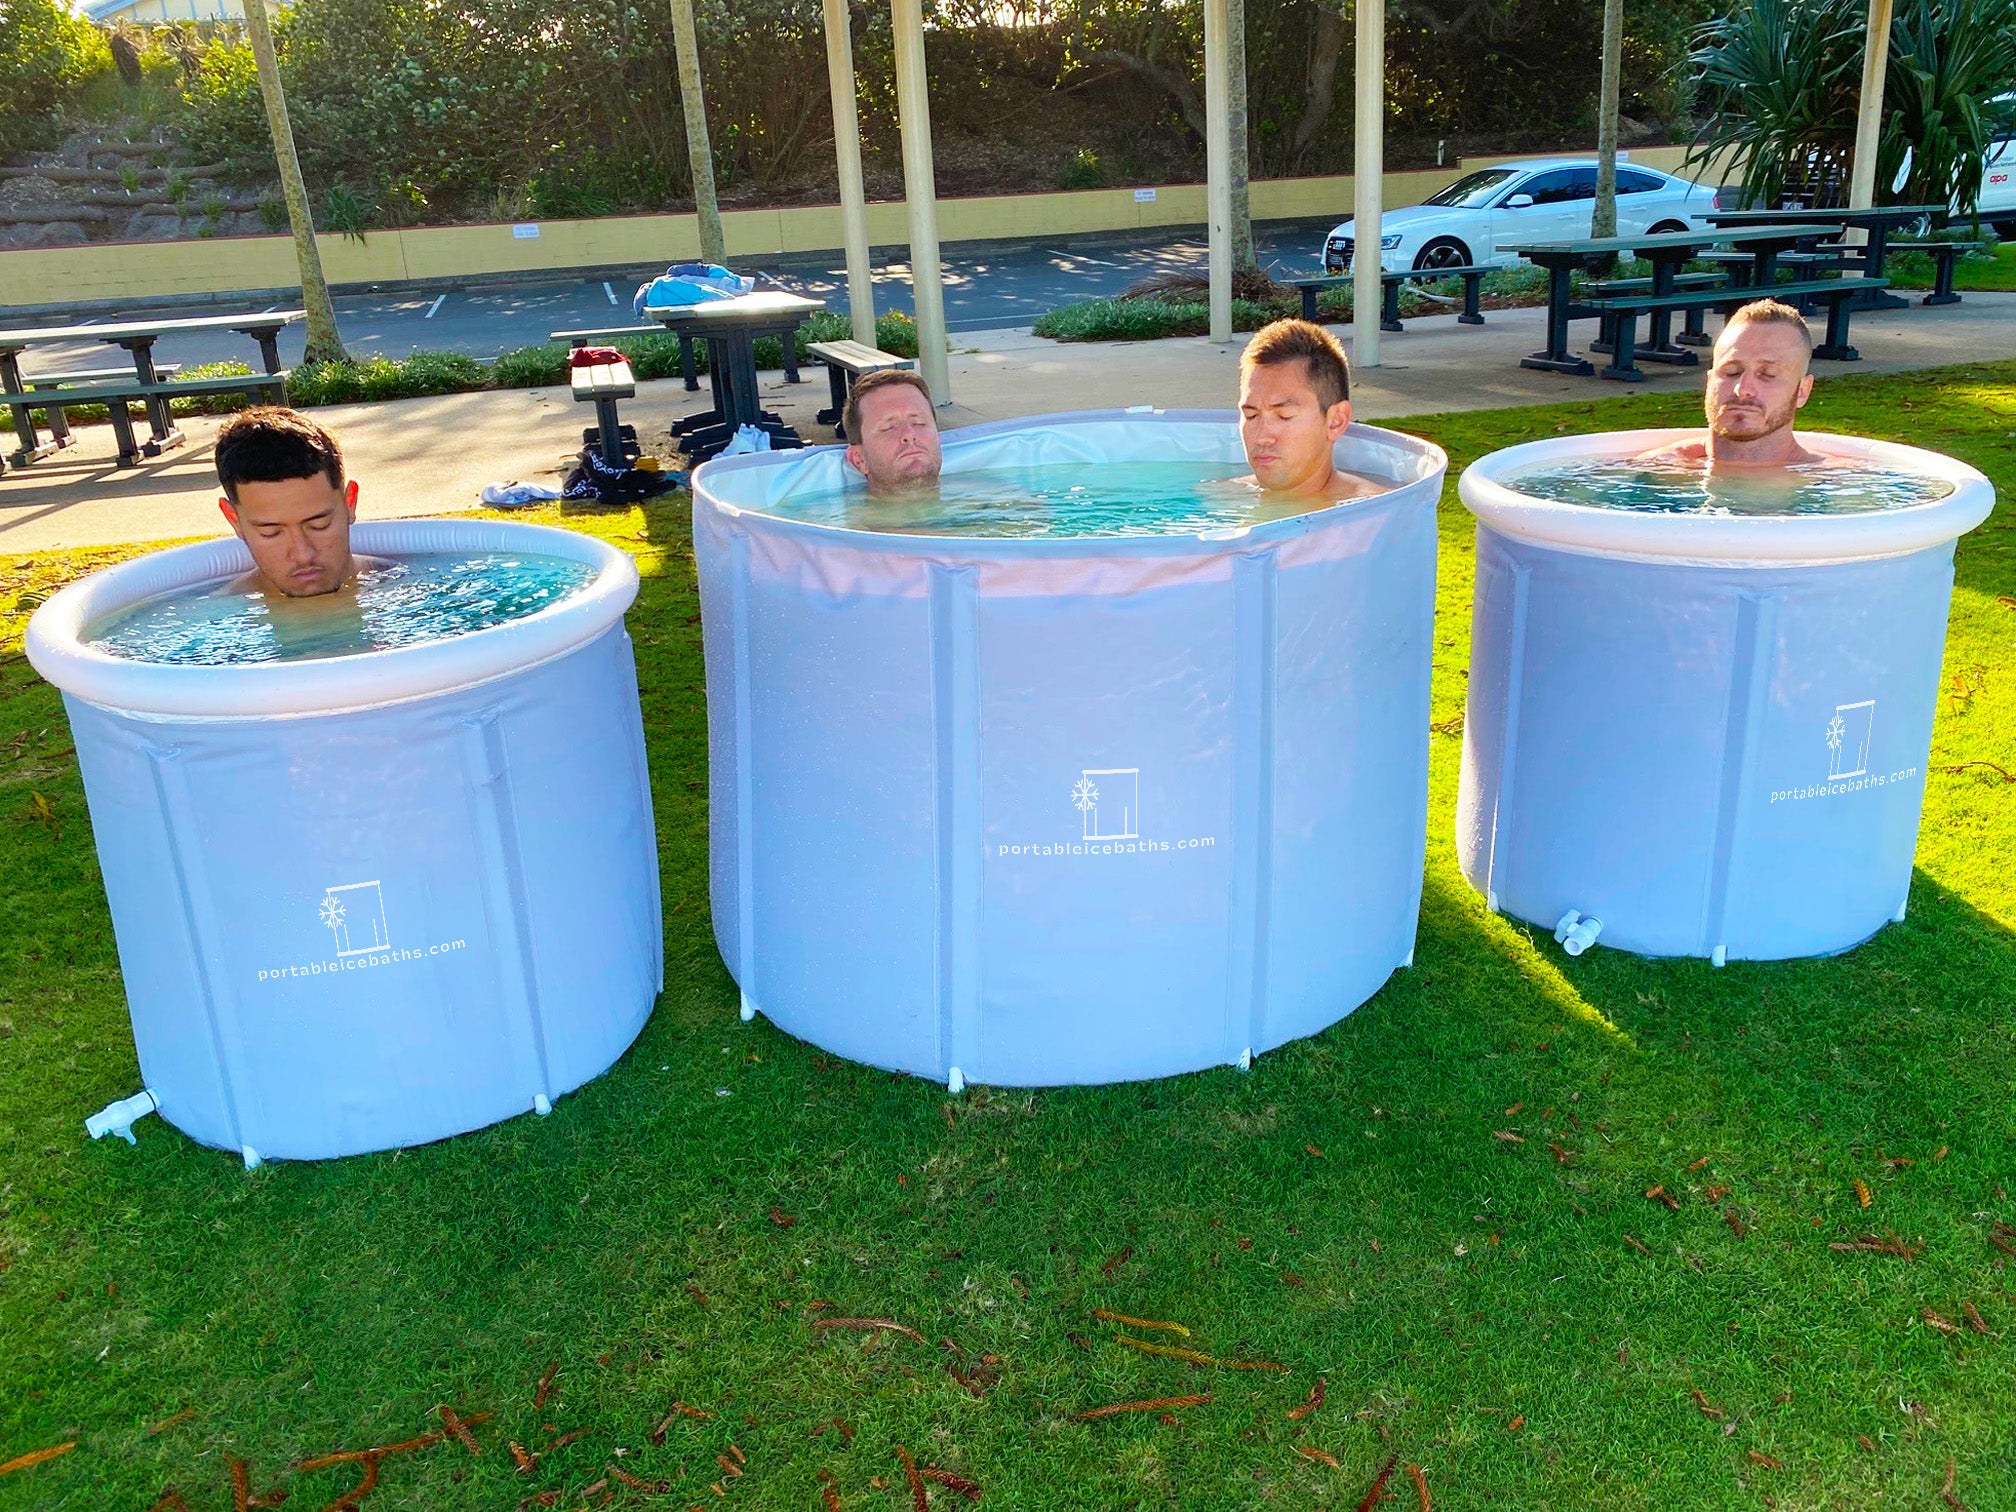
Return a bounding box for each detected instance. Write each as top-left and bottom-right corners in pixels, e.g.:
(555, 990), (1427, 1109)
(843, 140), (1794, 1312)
(1421, 169), (1520, 209)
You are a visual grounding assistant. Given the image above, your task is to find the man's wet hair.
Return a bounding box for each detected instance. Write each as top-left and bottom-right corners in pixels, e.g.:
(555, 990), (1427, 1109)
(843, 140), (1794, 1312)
(843, 367), (934, 444)
(214, 407), (345, 502)
(1241, 318), (1351, 409)
(1719, 298), (1814, 358)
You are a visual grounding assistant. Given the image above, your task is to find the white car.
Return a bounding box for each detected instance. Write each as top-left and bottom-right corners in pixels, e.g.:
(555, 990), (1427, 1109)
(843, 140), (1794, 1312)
(1322, 156), (1714, 274)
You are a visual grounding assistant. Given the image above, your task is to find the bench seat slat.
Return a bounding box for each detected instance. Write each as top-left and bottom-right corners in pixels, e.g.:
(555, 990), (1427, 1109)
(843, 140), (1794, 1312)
(8, 372), (286, 403)
(1585, 276), (1886, 311)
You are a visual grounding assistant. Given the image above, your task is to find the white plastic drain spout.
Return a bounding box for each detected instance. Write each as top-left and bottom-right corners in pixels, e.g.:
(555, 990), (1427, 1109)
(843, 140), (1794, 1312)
(85, 1089), (158, 1145)
(1559, 914), (1603, 957)
(946, 1066), (966, 1095)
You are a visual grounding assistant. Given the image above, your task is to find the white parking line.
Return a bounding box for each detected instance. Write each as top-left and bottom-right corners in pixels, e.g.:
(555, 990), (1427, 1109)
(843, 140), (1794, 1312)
(425, 294), (447, 319)
(603, 281), (617, 305)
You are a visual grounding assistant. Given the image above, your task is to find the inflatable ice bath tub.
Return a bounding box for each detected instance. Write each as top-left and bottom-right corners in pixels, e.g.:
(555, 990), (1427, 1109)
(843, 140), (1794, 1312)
(27, 520), (662, 1164)
(1457, 429), (1993, 962)
(694, 410), (1447, 1087)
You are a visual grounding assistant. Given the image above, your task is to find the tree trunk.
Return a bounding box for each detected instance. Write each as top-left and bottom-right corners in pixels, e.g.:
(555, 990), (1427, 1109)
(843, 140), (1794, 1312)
(669, 0), (726, 264)
(1591, 0), (1624, 237)
(1288, 7), (1349, 166)
(1087, 49), (1207, 141)
(239, 0), (347, 364)
(1228, 0), (1254, 268)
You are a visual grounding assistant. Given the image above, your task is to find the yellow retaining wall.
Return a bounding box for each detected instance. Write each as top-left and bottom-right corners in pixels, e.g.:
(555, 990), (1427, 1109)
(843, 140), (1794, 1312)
(0, 145), (1725, 310)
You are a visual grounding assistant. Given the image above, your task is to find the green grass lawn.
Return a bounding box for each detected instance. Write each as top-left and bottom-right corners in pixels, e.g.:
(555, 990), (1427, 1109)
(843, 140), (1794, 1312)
(1890, 240), (2016, 293)
(1, 364), (2012, 1511)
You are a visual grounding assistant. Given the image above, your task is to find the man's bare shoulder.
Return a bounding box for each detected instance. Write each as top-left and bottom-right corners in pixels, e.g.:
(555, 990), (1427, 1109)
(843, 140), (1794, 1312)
(1633, 437), (1708, 465)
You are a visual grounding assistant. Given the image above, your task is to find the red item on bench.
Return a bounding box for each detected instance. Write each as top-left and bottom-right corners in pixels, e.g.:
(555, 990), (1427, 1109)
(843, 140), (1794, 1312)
(569, 346), (626, 367)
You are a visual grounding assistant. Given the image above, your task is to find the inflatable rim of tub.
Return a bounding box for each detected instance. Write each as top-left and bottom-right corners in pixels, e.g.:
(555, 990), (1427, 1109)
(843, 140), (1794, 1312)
(694, 407), (1450, 549)
(25, 519), (639, 720)
(1459, 428), (1993, 565)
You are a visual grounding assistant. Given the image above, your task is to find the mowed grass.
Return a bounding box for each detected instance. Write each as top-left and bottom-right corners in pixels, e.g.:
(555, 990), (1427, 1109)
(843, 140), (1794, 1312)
(0, 363), (2013, 1511)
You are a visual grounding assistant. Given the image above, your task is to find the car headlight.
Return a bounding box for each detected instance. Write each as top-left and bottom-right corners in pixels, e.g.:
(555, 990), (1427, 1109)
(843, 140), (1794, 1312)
(1380, 234), (1404, 250)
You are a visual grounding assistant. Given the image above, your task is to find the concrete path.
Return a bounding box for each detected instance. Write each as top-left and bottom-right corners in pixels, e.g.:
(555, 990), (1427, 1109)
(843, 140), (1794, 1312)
(5, 292), (2012, 553)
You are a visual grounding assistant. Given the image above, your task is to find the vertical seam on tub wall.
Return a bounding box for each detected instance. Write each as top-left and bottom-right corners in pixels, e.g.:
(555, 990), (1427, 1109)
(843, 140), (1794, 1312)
(929, 564), (982, 1085)
(1483, 548), (1532, 911)
(145, 743), (250, 1156)
(619, 628), (665, 995)
(1701, 591), (1779, 958)
(1398, 503), (1439, 959)
(730, 533), (757, 1003)
(1226, 549), (1277, 1061)
(460, 712), (555, 1112)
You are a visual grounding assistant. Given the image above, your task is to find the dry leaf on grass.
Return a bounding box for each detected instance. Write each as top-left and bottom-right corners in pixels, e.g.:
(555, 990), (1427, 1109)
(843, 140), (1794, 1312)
(1854, 1179), (1873, 1209)
(532, 1358), (560, 1410)
(1286, 1378), (1326, 1420)
(1408, 1462), (1431, 1511)
(0, 1443), (75, 1478)
(1491, 1130), (1524, 1144)
(1114, 1334), (1287, 1371)
(1090, 1309), (1188, 1336)
(1071, 1394), (1211, 1422)
(1353, 1454), (1399, 1512)
(813, 1318), (926, 1344)
(1099, 1247), (1134, 1278)
(1691, 1389), (1725, 1420)
(921, 1465), (982, 1502)
(1746, 1450), (1782, 1470)
(149, 1410), (197, 1437)
(1297, 1444), (1341, 1468)
(1645, 1185), (1681, 1211)
(894, 1445), (928, 1512)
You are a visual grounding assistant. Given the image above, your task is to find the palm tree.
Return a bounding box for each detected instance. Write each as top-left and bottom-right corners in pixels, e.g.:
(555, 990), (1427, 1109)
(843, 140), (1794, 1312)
(1591, 0), (1624, 237)
(1227, 0), (1255, 269)
(669, 0), (726, 265)
(238, 0), (347, 364)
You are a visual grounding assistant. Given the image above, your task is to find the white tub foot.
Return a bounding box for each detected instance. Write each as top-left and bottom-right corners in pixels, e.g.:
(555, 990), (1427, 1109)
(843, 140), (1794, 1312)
(533, 1094), (553, 1117)
(1237, 1047), (1253, 1072)
(739, 992), (757, 1023)
(241, 1146), (262, 1171)
(1399, 948), (1415, 969)
(946, 1066), (966, 1095)
(1892, 898), (1908, 923)
(1711, 945), (1727, 969)
(1487, 890), (1500, 913)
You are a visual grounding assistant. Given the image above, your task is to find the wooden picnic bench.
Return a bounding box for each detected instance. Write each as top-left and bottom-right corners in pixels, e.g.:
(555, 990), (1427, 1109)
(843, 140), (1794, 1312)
(1885, 240), (1981, 306)
(806, 339), (916, 438)
(571, 360), (638, 467)
(1506, 226), (1842, 377)
(1586, 276), (1887, 381)
(0, 310), (299, 471)
(1290, 266), (1490, 333)
(637, 291), (825, 462)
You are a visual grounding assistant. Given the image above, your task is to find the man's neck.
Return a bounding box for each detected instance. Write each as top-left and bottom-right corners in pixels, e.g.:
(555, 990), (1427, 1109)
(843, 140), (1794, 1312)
(1706, 428), (1811, 467)
(1269, 460), (1337, 497)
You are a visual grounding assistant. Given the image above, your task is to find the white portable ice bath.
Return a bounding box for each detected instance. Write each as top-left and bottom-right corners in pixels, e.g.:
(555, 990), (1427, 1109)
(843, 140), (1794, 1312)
(27, 520), (662, 1164)
(693, 410), (1447, 1087)
(1456, 429), (1994, 962)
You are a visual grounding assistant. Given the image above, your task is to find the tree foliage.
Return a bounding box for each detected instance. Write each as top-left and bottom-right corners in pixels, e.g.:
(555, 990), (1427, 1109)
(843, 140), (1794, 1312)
(1688, 0), (2016, 213)
(0, 0), (110, 149)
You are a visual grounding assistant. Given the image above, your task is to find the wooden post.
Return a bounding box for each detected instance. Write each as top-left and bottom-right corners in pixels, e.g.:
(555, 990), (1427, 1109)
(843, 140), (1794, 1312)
(822, 0), (877, 346)
(1845, 0), (1895, 244)
(669, 0), (726, 265)
(890, 0), (949, 401)
(1204, 0), (1233, 342)
(1353, 0), (1385, 368)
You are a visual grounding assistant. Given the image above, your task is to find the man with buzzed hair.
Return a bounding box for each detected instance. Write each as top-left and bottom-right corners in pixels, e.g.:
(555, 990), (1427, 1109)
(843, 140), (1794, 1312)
(1641, 299), (1823, 468)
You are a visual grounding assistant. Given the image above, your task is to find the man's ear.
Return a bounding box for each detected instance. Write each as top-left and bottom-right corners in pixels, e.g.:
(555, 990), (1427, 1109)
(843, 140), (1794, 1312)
(343, 478), (360, 516)
(1795, 373), (1814, 409)
(218, 497), (239, 527)
(1326, 399), (1353, 441)
(844, 444), (868, 477)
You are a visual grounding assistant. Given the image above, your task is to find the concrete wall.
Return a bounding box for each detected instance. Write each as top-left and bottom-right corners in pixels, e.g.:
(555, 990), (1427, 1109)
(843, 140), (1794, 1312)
(0, 144), (1717, 311)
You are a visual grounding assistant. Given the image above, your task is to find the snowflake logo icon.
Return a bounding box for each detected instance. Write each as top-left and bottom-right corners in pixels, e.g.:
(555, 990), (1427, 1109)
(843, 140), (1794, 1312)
(1825, 713), (1845, 755)
(1071, 776), (1100, 813)
(318, 894), (347, 934)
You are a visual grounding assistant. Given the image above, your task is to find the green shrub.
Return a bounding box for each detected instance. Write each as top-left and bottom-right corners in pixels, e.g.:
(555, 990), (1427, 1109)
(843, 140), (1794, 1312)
(490, 344), (571, 389)
(0, 0), (109, 148)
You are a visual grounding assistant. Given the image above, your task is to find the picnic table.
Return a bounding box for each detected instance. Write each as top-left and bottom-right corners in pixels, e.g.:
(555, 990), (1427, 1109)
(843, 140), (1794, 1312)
(1704, 206), (1947, 310)
(0, 310), (299, 472)
(638, 291), (825, 463)
(1504, 225), (1842, 377)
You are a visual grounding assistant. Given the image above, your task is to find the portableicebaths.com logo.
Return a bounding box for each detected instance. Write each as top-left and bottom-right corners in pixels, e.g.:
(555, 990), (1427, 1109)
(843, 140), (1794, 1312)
(1770, 698), (1918, 805)
(998, 766), (1218, 859)
(254, 879), (468, 984)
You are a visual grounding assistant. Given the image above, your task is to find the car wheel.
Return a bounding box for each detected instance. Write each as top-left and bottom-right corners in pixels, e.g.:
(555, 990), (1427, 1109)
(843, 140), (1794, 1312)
(1412, 238), (1471, 272)
(1648, 220), (1688, 235)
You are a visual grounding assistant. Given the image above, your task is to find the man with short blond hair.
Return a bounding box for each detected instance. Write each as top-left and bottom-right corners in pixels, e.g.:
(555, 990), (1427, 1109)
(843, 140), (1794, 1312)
(843, 368), (941, 495)
(1236, 318), (1382, 501)
(1641, 298), (1822, 468)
